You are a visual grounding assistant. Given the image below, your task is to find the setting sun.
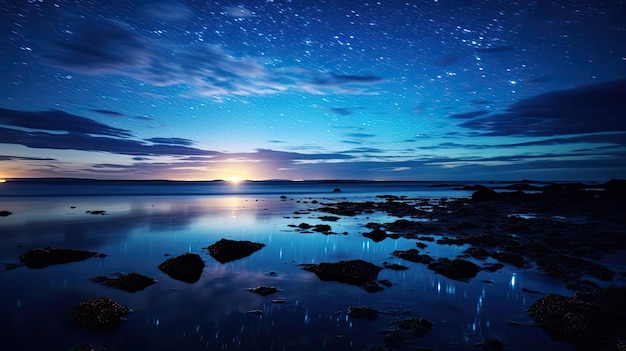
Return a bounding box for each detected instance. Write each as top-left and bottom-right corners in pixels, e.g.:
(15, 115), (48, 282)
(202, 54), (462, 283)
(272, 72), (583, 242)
(227, 175), (243, 184)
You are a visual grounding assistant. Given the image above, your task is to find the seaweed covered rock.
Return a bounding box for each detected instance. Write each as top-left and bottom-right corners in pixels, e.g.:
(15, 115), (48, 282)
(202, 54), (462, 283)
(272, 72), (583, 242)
(70, 297), (131, 332)
(527, 286), (626, 348)
(19, 247), (99, 268)
(427, 258), (480, 281)
(302, 259), (382, 287)
(206, 238), (265, 263)
(92, 272), (156, 293)
(158, 253), (205, 283)
(363, 229), (388, 242)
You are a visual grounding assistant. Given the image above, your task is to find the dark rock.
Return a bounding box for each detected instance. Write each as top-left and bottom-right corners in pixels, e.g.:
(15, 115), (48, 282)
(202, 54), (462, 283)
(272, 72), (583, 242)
(301, 259), (383, 287)
(86, 210), (106, 215)
(363, 281), (385, 293)
(70, 297), (131, 332)
(313, 224), (332, 233)
(395, 317), (433, 336)
(427, 258), (481, 281)
(319, 216), (340, 221)
(72, 345), (107, 351)
(383, 331), (406, 345)
(333, 188), (342, 192)
(347, 305), (379, 319)
(363, 229), (388, 242)
(298, 222), (312, 229)
(471, 186), (498, 201)
(365, 222), (382, 229)
(463, 247), (490, 258)
(384, 263), (409, 270)
(206, 238), (265, 263)
(92, 272), (156, 293)
(248, 286), (279, 296)
(158, 253), (205, 283)
(19, 247), (99, 268)
(482, 263), (505, 272)
(0, 210), (12, 217)
(415, 242), (427, 249)
(527, 286), (626, 348)
(474, 338), (504, 351)
(491, 251), (526, 267)
(392, 249), (434, 264)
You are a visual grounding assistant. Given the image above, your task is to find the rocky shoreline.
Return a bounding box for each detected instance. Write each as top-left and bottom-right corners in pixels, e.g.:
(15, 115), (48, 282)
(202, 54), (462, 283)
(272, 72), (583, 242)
(1, 179), (625, 350)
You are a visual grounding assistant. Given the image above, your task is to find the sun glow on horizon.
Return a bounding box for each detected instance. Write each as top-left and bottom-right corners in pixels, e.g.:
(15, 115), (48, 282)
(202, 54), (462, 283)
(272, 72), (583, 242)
(226, 175), (243, 184)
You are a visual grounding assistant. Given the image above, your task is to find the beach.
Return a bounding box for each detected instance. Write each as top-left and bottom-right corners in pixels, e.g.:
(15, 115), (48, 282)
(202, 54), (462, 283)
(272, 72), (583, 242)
(0, 180), (624, 350)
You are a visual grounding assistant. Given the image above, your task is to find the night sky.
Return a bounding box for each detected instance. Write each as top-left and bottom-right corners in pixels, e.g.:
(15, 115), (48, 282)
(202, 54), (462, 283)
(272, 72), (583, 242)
(1, 0), (625, 181)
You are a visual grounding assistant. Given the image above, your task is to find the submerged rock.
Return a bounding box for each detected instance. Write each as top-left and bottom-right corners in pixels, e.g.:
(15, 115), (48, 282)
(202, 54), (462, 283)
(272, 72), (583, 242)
(205, 238), (265, 263)
(92, 272), (156, 293)
(248, 286), (279, 296)
(158, 253), (205, 283)
(427, 258), (480, 281)
(70, 297), (131, 332)
(395, 317), (433, 336)
(19, 247), (99, 268)
(301, 259), (383, 287)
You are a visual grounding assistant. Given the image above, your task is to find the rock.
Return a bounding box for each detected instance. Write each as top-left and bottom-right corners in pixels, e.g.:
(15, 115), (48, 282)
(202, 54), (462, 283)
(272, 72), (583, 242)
(0, 210), (12, 216)
(491, 251), (526, 267)
(391, 249), (434, 264)
(19, 247), (99, 268)
(333, 188), (342, 192)
(347, 305), (379, 320)
(158, 253), (205, 283)
(463, 247), (490, 259)
(471, 186), (498, 201)
(474, 338), (504, 351)
(72, 345), (107, 351)
(301, 259), (383, 287)
(298, 223), (312, 229)
(527, 286), (626, 349)
(319, 216), (340, 221)
(85, 210), (106, 215)
(313, 224), (332, 233)
(363, 229), (388, 242)
(92, 272), (156, 293)
(395, 317), (433, 336)
(383, 263), (409, 270)
(363, 281), (385, 293)
(427, 258), (481, 281)
(383, 331), (406, 345)
(205, 238), (265, 263)
(70, 297), (131, 332)
(246, 309), (264, 315)
(248, 286), (279, 296)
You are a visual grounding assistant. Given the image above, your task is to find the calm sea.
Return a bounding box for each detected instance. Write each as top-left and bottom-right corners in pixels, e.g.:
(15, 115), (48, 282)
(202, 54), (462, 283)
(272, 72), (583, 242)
(0, 179), (576, 350)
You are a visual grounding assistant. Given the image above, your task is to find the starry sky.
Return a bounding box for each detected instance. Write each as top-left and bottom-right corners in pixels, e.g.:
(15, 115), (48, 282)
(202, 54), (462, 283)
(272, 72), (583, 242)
(1, 0), (625, 181)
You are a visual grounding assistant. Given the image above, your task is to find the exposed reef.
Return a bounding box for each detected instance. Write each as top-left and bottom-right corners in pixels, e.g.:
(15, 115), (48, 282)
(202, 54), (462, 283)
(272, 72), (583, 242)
(158, 253), (205, 283)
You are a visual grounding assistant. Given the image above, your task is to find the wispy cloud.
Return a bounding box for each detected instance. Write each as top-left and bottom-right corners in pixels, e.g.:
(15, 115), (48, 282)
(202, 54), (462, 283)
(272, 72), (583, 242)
(43, 19), (384, 97)
(455, 78), (626, 137)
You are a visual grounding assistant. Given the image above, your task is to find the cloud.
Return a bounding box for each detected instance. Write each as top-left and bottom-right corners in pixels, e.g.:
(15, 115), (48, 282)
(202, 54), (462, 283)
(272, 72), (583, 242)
(225, 6), (254, 18)
(145, 137), (195, 146)
(474, 46), (515, 53)
(0, 155), (56, 161)
(456, 78), (626, 136)
(328, 107), (354, 116)
(0, 108), (132, 137)
(43, 19), (384, 97)
(142, 2), (193, 21)
(92, 109), (127, 117)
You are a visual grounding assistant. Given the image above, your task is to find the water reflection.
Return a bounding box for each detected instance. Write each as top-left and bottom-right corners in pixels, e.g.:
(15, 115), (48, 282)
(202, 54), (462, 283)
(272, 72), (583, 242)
(0, 195), (575, 350)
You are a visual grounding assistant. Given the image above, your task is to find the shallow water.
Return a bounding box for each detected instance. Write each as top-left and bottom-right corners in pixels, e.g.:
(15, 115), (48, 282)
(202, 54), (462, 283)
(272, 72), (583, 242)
(0, 189), (579, 350)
